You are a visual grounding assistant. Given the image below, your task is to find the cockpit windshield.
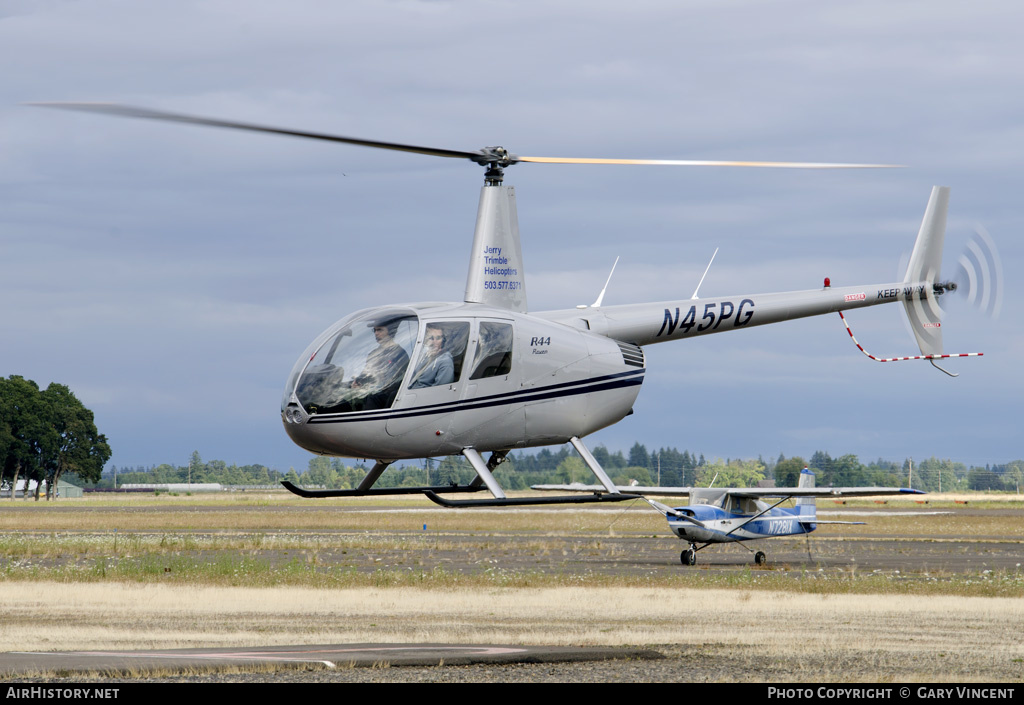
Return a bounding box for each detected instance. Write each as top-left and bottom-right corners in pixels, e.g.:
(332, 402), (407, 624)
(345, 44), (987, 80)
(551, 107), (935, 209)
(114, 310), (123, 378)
(288, 309), (417, 415)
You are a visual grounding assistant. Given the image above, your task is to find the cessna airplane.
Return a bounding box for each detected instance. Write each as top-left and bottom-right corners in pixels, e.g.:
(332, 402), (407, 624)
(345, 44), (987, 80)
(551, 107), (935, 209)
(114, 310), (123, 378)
(535, 468), (925, 565)
(36, 103), (980, 509)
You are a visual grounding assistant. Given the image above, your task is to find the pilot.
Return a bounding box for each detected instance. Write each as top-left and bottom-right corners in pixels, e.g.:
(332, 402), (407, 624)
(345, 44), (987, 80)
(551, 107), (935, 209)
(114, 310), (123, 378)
(409, 323), (455, 388)
(353, 318), (410, 405)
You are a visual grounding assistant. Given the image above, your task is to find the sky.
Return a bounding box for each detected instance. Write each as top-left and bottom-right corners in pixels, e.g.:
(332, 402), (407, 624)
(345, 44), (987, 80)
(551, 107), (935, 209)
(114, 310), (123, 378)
(2, 1), (1020, 474)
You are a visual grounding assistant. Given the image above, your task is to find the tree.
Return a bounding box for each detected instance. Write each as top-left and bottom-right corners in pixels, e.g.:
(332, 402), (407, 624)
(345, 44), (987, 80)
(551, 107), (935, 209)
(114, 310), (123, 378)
(774, 456), (806, 487)
(1, 377), (46, 499)
(612, 466), (652, 486)
(1, 378), (110, 500)
(1006, 461), (1024, 494)
(556, 457), (587, 484)
(305, 456), (336, 487)
(696, 459), (765, 488)
(38, 384), (111, 499)
(628, 442), (650, 470)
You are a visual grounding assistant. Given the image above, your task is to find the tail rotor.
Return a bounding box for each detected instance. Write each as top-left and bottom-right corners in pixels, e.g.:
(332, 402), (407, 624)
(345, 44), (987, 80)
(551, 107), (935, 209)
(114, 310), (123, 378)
(951, 225), (1003, 319)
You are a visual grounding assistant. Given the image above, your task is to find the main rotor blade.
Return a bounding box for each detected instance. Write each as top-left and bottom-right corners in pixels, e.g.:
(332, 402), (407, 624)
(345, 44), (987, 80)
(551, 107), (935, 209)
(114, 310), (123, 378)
(517, 156), (902, 168)
(29, 102), (486, 162)
(30, 102), (901, 170)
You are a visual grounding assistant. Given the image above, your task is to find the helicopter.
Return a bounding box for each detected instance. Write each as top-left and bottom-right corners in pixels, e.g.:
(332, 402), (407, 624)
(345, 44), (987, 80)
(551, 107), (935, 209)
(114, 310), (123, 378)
(35, 103), (981, 508)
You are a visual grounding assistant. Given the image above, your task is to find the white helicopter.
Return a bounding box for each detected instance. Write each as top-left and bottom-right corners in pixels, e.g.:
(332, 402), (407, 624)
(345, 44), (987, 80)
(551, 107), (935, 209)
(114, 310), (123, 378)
(37, 103), (979, 508)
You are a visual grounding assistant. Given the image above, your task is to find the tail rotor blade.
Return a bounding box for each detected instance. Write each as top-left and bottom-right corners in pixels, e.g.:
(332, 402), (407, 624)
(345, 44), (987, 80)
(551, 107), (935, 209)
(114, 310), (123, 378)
(953, 225), (1003, 319)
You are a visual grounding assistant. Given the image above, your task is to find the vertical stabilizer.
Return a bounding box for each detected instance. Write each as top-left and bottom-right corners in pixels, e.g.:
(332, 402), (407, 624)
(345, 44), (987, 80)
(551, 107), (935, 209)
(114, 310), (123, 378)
(903, 187), (949, 360)
(464, 185), (528, 312)
(797, 466), (816, 518)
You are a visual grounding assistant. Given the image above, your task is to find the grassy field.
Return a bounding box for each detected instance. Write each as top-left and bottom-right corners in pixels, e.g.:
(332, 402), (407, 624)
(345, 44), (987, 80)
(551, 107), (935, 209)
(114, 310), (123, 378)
(1, 491), (1021, 681)
(1, 492), (1022, 593)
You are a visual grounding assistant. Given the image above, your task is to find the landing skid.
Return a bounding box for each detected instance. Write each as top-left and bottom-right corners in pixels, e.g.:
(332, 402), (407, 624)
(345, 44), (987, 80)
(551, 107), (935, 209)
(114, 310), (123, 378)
(426, 437), (635, 508)
(282, 457), (490, 499)
(424, 490), (639, 508)
(282, 481), (486, 498)
(282, 436), (634, 509)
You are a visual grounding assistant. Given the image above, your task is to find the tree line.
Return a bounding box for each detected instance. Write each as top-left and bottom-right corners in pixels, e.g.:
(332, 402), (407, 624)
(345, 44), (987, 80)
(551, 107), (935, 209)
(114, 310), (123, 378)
(102, 444), (1023, 494)
(7, 372), (1016, 495)
(1, 376), (111, 500)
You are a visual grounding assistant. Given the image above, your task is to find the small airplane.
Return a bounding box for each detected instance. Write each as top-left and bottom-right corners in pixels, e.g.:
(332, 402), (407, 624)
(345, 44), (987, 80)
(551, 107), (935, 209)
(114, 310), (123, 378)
(535, 467), (925, 565)
(34, 103), (980, 509)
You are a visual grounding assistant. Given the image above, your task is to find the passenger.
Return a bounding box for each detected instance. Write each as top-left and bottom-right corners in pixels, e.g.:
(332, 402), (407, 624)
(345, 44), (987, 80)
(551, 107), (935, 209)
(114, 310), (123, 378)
(409, 323), (455, 389)
(353, 318), (410, 406)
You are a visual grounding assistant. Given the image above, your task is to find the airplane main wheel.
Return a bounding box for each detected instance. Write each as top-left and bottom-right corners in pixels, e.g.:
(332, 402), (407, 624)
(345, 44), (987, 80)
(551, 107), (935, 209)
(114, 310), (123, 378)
(754, 551), (766, 566)
(680, 548), (696, 566)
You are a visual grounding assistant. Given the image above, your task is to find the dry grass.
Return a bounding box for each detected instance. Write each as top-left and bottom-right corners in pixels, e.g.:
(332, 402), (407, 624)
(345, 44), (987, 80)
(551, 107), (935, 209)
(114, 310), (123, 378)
(2, 493), (1022, 682)
(2, 581), (1022, 682)
(4, 491), (1020, 536)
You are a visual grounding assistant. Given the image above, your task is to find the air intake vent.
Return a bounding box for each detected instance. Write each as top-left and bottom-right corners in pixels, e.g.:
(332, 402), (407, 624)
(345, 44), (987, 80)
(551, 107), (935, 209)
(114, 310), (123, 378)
(616, 341), (645, 368)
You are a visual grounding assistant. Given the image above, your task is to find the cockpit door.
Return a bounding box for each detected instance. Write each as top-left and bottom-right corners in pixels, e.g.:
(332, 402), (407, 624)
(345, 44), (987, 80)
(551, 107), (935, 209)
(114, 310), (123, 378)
(385, 320), (471, 443)
(452, 319), (525, 449)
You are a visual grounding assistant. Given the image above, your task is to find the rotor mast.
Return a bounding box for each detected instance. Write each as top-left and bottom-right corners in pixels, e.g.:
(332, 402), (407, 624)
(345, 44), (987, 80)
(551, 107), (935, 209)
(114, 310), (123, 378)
(463, 148), (528, 312)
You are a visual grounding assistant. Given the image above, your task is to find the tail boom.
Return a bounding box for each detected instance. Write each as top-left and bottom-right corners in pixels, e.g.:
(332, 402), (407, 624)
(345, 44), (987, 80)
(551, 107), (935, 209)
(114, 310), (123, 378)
(542, 280), (926, 347)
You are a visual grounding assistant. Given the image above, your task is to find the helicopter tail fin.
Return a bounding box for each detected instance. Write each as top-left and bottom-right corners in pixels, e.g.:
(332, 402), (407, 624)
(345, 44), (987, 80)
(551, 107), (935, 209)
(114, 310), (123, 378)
(902, 186), (950, 371)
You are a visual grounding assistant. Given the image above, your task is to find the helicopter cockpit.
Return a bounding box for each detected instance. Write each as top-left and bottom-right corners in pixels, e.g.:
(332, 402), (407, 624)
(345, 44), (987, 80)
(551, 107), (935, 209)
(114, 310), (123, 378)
(283, 307), (514, 420)
(286, 309), (419, 416)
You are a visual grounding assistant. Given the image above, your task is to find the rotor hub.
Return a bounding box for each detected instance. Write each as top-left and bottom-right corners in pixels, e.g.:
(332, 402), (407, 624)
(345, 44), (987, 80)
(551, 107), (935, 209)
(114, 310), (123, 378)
(475, 146), (518, 185)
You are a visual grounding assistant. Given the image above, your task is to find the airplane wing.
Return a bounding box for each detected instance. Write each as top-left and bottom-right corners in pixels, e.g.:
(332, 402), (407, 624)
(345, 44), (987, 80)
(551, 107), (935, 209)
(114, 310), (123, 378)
(531, 483), (924, 498)
(531, 483), (695, 497)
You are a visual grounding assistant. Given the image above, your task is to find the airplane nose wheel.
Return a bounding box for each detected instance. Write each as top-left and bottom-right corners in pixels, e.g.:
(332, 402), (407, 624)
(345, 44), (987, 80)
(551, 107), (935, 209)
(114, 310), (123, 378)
(680, 547), (697, 566)
(754, 551), (767, 566)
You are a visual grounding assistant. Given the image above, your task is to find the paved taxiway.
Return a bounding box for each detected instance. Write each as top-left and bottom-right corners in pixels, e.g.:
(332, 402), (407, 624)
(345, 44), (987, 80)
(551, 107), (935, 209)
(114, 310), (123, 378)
(0, 644), (659, 678)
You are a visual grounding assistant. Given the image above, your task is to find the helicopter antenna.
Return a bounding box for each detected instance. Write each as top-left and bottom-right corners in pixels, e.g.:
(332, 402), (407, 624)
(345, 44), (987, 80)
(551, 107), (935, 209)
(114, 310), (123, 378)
(691, 248), (719, 299)
(590, 256), (620, 308)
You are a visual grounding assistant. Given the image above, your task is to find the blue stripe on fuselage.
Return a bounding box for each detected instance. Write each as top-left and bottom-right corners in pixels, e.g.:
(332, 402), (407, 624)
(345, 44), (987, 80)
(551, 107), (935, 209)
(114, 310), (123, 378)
(306, 368), (645, 425)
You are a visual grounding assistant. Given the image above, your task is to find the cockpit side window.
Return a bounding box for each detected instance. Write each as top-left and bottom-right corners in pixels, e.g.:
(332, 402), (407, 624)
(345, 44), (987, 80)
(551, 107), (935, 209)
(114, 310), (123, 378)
(470, 322), (514, 379)
(408, 321), (470, 389)
(728, 496), (757, 514)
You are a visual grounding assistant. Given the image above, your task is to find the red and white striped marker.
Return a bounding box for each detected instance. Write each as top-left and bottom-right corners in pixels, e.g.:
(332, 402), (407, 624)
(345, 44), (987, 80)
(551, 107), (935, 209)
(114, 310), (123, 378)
(837, 310), (983, 363)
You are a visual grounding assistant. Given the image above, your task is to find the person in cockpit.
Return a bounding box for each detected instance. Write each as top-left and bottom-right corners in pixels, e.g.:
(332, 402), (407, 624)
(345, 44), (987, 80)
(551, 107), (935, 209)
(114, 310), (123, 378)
(409, 323), (454, 388)
(353, 318), (410, 408)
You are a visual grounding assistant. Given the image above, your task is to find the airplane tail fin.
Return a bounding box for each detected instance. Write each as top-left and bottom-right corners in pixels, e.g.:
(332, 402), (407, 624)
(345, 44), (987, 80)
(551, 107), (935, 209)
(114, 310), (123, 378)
(903, 186), (951, 372)
(797, 466), (816, 518)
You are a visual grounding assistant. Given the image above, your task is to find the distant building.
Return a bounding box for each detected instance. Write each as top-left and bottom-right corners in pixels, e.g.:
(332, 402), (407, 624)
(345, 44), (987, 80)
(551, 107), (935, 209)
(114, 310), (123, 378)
(0, 479), (83, 498)
(119, 483), (224, 493)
